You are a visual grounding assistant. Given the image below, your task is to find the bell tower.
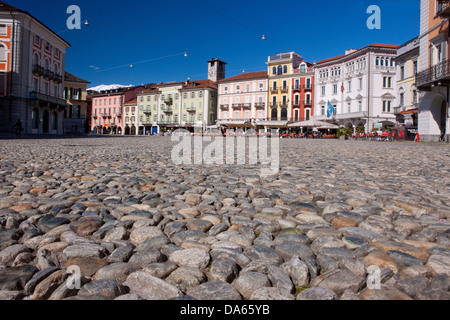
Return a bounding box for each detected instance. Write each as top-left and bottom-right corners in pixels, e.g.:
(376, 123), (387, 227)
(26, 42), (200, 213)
(208, 58), (227, 82)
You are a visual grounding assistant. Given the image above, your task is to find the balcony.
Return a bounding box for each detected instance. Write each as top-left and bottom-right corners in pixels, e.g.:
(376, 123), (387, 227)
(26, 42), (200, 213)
(437, 0), (450, 17)
(303, 100), (312, 106)
(279, 102), (289, 108)
(242, 103), (251, 109)
(280, 86), (289, 93)
(158, 120), (178, 125)
(143, 108), (152, 115)
(32, 65), (44, 76)
(303, 84), (312, 91)
(270, 87), (278, 93)
(53, 74), (62, 84)
(186, 106), (197, 113)
(220, 104), (229, 110)
(164, 97), (173, 105)
(162, 106), (173, 113)
(292, 85), (301, 92)
(416, 59), (450, 90)
(255, 102), (265, 109)
(232, 103), (243, 109)
(43, 69), (54, 81)
(292, 101), (301, 107)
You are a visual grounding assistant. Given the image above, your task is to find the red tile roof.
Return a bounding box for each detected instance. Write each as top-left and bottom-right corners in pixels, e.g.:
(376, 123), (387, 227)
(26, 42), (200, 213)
(124, 98), (138, 105)
(316, 44), (400, 65)
(182, 79), (217, 90)
(218, 71), (268, 83)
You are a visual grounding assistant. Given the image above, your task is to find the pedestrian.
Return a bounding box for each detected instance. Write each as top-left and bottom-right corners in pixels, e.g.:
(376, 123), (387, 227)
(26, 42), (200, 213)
(14, 119), (23, 137)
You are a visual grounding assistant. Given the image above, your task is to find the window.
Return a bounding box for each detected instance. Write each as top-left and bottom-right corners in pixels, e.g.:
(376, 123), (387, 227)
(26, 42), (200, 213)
(413, 61), (418, 75)
(224, 86), (228, 93)
(236, 85), (240, 93)
(34, 78), (39, 92)
(272, 67), (277, 75)
(347, 103), (351, 113)
(348, 81), (352, 92)
(400, 93), (404, 106)
(305, 109), (311, 121)
(277, 65), (282, 75)
(34, 35), (41, 46)
(383, 77), (392, 88)
(191, 92), (195, 98)
(283, 65), (288, 74)
(321, 86), (325, 96)
(359, 78), (363, 90)
(300, 64), (307, 73)
(246, 84), (250, 92)
(45, 41), (51, 52)
(234, 110), (239, 119)
(333, 84), (338, 94)
(383, 101), (392, 113)
(199, 91), (203, 98)
(0, 45), (6, 61)
(321, 106), (325, 116)
(400, 66), (405, 80)
(413, 89), (418, 104)
(259, 83), (264, 91)
(359, 101), (363, 112)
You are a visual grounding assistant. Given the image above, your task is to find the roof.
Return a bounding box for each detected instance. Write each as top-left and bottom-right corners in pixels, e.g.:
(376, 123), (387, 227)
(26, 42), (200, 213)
(218, 71), (267, 83)
(0, 1), (70, 48)
(316, 43), (400, 65)
(124, 98), (138, 106)
(65, 72), (90, 84)
(182, 79), (217, 90)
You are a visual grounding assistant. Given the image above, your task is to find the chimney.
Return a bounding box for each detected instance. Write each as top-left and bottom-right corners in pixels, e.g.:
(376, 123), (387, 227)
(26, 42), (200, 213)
(345, 49), (357, 55)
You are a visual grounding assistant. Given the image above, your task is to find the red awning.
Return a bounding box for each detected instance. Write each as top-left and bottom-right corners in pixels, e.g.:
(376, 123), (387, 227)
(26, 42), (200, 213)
(401, 109), (418, 115)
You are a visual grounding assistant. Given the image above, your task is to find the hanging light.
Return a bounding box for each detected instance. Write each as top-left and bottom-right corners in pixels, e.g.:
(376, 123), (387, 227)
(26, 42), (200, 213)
(261, 35), (266, 41)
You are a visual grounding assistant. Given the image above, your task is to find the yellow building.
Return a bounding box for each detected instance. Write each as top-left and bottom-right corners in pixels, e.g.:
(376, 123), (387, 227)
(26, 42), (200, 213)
(394, 37), (419, 128)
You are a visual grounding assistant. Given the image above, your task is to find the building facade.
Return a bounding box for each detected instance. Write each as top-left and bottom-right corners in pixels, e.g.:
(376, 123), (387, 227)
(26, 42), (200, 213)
(64, 72), (90, 134)
(217, 71), (268, 131)
(394, 38), (420, 132)
(416, 0), (450, 142)
(90, 85), (146, 135)
(314, 44), (399, 133)
(0, 2), (70, 134)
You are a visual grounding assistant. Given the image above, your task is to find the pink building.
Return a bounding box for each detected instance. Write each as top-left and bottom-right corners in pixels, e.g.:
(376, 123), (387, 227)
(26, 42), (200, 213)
(90, 86), (146, 135)
(217, 71), (268, 131)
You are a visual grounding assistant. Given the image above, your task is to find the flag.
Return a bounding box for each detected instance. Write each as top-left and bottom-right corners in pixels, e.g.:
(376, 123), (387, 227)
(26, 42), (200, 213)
(327, 101), (335, 118)
(341, 83), (345, 93)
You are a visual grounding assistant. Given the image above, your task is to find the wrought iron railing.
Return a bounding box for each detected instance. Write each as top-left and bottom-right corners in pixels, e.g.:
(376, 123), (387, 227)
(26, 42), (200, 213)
(416, 59), (450, 88)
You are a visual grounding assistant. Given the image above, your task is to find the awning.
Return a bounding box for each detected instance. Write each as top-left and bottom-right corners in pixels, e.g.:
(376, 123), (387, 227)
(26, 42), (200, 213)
(255, 121), (288, 127)
(401, 109), (419, 115)
(218, 121), (251, 127)
(288, 120), (332, 128)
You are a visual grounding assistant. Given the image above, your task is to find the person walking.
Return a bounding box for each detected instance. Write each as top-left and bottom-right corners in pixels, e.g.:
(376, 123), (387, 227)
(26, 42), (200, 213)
(14, 119), (23, 137)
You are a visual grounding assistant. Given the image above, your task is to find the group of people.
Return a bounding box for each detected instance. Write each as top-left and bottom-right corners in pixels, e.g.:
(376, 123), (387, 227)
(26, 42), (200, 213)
(352, 130), (396, 141)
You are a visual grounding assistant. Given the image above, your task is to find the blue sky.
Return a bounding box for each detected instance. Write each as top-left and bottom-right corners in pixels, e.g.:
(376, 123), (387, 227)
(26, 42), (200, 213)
(12, 0), (420, 87)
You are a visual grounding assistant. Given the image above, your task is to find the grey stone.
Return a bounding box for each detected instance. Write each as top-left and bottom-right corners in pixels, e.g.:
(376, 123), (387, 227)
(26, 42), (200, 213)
(169, 248), (210, 270)
(281, 256), (310, 287)
(63, 243), (107, 259)
(143, 262), (179, 278)
(187, 281), (242, 300)
(244, 245), (283, 264)
(296, 287), (338, 300)
(387, 250), (424, 268)
(124, 271), (182, 300)
(0, 265), (39, 290)
(311, 270), (366, 296)
(208, 257), (238, 283)
(128, 250), (164, 268)
(0, 244), (30, 265)
(94, 262), (139, 284)
(274, 242), (314, 262)
(249, 287), (295, 300)
(268, 266), (294, 293)
(37, 215), (70, 233)
(233, 272), (271, 299)
(166, 267), (206, 292)
(108, 245), (135, 263)
(78, 279), (127, 300)
(23, 266), (59, 295)
(395, 276), (431, 298)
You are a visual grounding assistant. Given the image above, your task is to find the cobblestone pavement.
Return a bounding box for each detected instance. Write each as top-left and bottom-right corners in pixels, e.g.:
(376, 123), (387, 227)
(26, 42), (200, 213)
(0, 136), (449, 300)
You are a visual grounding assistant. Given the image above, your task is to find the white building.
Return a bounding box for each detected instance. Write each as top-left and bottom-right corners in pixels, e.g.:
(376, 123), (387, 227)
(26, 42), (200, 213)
(313, 44), (399, 133)
(0, 2), (70, 134)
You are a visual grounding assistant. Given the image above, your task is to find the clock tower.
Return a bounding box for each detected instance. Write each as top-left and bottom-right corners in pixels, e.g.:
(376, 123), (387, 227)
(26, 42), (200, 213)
(208, 58), (227, 82)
